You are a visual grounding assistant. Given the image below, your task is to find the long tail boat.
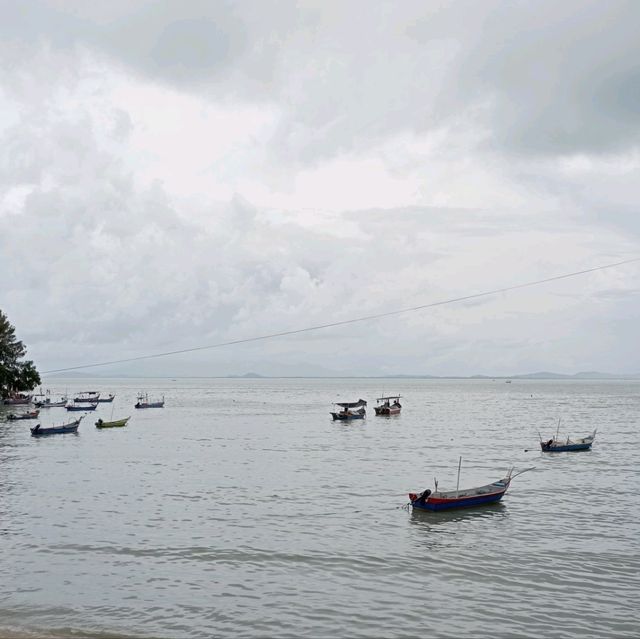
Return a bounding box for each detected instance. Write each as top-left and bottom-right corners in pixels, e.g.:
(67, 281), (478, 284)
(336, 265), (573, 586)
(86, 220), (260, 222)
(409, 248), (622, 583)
(7, 410), (40, 421)
(95, 416), (130, 428)
(540, 429), (596, 452)
(409, 458), (534, 512)
(31, 417), (83, 436)
(330, 399), (366, 420)
(35, 398), (67, 408)
(3, 393), (32, 405)
(66, 402), (98, 411)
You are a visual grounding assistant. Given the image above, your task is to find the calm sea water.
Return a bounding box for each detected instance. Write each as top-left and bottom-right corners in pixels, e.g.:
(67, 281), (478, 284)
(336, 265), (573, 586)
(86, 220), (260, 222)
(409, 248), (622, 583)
(1, 378), (639, 638)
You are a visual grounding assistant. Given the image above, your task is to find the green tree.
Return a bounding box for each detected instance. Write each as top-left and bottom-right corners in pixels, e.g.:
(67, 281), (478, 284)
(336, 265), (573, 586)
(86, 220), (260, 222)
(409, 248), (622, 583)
(0, 309), (41, 397)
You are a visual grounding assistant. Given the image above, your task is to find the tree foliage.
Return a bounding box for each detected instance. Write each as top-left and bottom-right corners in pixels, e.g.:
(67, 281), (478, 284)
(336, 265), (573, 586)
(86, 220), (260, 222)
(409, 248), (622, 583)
(0, 310), (41, 397)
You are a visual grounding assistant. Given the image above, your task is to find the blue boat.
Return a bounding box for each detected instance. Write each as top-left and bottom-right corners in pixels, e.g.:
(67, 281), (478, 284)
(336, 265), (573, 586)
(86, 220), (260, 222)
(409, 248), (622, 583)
(35, 398), (67, 408)
(7, 409), (40, 421)
(330, 399), (366, 421)
(66, 402), (98, 411)
(409, 459), (534, 512)
(31, 416), (83, 436)
(540, 429), (596, 452)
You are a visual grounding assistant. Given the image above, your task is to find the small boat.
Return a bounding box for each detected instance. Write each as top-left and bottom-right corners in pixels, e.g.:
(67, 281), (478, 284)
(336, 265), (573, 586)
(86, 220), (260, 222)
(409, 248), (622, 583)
(330, 399), (366, 421)
(66, 402), (98, 411)
(540, 429), (596, 452)
(409, 458), (534, 512)
(374, 395), (402, 416)
(35, 390), (68, 408)
(31, 417), (83, 436)
(135, 393), (165, 409)
(7, 410), (40, 421)
(96, 394), (115, 403)
(3, 393), (32, 405)
(95, 416), (130, 429)
(35, 398), (67, 408)
(74, 391), (100, 402)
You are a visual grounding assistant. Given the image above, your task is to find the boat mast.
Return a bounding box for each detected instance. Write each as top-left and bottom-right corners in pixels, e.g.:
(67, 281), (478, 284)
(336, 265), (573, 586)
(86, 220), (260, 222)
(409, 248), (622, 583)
(456, 456), (462, 498)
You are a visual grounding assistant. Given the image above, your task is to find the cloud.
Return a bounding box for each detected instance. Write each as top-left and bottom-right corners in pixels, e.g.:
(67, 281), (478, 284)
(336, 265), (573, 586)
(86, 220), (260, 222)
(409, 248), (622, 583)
(4, 1), (639, 162)
(1, 1), (639, 376)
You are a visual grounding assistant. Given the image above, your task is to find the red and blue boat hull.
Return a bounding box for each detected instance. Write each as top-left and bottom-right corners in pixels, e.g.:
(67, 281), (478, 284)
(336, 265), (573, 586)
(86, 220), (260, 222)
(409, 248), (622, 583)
(409, 482), (509, 512)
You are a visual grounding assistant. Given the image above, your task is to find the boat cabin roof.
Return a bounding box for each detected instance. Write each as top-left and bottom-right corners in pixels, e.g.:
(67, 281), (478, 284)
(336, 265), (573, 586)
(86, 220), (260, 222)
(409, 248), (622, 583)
(334, 399), (367, 408)
(376, 396), (401, 401)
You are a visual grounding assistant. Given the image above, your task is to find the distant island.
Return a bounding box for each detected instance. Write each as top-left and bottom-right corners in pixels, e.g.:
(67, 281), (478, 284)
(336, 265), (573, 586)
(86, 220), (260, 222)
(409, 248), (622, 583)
(44, 370), (640, 380)
(227, 372), (265, 379)
(381, 371), (640, 380)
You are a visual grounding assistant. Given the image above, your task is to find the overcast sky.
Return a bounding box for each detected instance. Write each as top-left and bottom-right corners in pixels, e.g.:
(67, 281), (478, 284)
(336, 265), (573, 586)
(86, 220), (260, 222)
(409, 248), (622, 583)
(1, 0), (639, 377)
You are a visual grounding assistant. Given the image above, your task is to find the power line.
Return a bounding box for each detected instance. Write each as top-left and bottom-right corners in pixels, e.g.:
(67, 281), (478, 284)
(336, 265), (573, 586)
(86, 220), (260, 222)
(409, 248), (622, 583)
(42, 256), (640, 374)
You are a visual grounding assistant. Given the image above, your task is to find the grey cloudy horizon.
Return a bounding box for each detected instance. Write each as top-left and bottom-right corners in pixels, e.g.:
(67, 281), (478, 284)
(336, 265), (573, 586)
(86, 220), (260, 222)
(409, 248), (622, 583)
(1, 0), (639, 377)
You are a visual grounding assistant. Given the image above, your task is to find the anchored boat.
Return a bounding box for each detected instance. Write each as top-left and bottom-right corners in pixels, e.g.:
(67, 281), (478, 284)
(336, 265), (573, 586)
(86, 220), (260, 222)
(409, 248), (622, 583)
(73, 391), (100, 403)
(96, 416), (130, 429)
(409, 458), (534, 511)
(35, 397), (67, 408)
(330, 399), (366, 421)
(31, 416), (83, 436)
(540, 430), (596, 452)
(135, 393), (164, 409)
(7, 410), (40, 421)
(66, 402), (98, 411)
(3, 393), (32, 405)
(539, 419), (596, 452)
(374, 395), (401, 416)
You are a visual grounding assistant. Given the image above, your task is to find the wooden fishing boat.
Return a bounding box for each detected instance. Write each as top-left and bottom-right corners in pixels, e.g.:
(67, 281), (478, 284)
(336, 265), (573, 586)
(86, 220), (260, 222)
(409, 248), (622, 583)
(73, 391), (100, 402)
(3, 393), (32, 405)
(31, 417), (83, 436)
(95, 416), (130, 428)
(35, 398), (67, 408)
(374, 395), (401, 416)
(96, 394), (115, 403)
(540, 430), (596, 452)
(409, 458), (534, 512)
(7, 410), (40, 421)
(34, 390), (68, 408)
(66, 402), (98, 411)
(330, 399), (366, 421)
(135, 393), (164, 409)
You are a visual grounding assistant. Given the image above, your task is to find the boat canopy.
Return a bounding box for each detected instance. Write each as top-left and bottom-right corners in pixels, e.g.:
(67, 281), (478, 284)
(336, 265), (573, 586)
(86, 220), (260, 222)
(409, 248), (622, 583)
(376, 396), (401, 401)
(334, 399), (367, 409)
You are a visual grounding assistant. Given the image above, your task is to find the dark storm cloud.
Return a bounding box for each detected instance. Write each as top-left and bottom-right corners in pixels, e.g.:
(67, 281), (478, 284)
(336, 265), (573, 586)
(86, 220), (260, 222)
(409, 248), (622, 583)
(0, 1), (246, 87)
(2, 1), (639, 160)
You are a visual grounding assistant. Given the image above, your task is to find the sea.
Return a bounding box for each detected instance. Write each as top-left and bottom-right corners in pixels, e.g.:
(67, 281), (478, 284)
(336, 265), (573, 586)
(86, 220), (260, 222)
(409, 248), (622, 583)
(1, 377), (639, 638)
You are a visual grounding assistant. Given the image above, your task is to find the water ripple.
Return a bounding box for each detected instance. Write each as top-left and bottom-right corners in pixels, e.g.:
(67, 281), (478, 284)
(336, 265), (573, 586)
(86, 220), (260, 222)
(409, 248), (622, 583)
(2, 378), (640, 638)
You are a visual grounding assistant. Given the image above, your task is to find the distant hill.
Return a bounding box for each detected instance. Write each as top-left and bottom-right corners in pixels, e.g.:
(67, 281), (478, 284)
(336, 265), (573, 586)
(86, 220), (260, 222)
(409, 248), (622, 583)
(513, 371), (571, 379)
(227, 372), (265, 378)
(513, 371), (638, 380)
(42, 369), (640, 380)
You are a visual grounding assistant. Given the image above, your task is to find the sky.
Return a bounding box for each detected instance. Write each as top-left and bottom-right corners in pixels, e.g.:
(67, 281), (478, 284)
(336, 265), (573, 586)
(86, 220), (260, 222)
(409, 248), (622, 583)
(1, 0), (639, 377)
